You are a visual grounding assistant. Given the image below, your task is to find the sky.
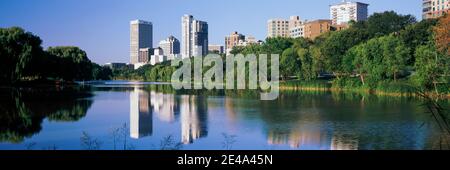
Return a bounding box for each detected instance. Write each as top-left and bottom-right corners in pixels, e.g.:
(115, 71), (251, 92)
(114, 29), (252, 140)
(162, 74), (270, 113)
(0, 0), (423, 64)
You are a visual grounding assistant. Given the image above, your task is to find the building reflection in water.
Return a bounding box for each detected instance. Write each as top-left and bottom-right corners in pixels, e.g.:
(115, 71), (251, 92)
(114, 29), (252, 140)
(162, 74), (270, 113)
(180, 95), (208, 144)
(266, 125), (359, 150)
(130, 87), (152, 139)
(151, 92), (179, 123)
(129, 88), (208, 144)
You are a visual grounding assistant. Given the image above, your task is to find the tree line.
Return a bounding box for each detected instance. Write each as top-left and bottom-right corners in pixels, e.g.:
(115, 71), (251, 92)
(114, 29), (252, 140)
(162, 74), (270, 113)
(230, 11), (449, 94)
(0, 27), (112, 85)
(103, 11), (449, 94)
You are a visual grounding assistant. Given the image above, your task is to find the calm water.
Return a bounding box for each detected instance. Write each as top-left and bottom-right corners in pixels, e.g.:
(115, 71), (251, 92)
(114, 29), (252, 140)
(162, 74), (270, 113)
(0, 81), (447, 150)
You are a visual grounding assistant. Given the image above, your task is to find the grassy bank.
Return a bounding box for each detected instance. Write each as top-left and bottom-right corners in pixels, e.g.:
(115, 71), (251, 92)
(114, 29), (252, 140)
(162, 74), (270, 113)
(280, 79), (450, 98)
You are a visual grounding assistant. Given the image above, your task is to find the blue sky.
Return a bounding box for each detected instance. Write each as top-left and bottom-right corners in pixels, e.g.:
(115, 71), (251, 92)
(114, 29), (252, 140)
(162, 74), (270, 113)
(0, 0), (423, 64)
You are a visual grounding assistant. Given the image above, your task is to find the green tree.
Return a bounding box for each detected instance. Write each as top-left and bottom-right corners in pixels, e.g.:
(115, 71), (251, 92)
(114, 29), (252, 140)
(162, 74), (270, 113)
(46, 46), (93, 81)
(262, 37), (293, 54)
(0, 27), (44, 84)
(92, 63), (112, 80)
(280, 48), (300, 80)
(399, 18), (438, 64)
(344, 35), (409, 86)
(412, 44), (449, 93)
(366, 11), (416, 37)
(382, 36), (410, 81)
(320, 27), (368, 77)
(297, 48), (314, 80)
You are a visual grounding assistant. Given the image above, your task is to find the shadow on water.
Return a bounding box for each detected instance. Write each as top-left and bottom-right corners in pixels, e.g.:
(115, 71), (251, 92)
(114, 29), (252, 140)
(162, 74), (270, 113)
(0, 86), (94, 143)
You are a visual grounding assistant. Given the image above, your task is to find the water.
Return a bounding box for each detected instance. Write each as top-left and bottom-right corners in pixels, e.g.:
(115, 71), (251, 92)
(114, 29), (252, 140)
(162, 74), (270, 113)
(0, 81), (447, 150)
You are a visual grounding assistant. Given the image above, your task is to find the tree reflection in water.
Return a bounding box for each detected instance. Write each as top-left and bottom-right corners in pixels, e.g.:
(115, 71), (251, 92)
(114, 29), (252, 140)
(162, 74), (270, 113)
(0, 87), (94, 143)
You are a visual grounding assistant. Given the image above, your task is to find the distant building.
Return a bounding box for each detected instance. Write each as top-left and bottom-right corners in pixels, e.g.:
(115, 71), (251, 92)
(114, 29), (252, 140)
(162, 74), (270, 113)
(245, 36), (257, 44)
(225, 31), (245, 54)
(290, 25), (305, 38)
(332, 23), (349, 31)
(130, 20), (153, 64)
(288, 16), (303, 31)
(159, 35), (180, 55)
(138, 48), (151, 63)
(182, 15), (208, 58)
(423, 0), (450, 19)
(304, 19), (332, 39)
(104, 63), (127, 70)
(208, 45), (224, 54)
(150, 47), (166, 65)
(224, 32), (261, 55)
(267, 16), (302, 38)
(330, 1), (369, 25)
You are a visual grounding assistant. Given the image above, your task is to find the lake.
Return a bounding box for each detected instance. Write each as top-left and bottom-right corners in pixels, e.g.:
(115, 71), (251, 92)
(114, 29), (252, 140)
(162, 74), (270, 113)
(0, 81), (447, 150)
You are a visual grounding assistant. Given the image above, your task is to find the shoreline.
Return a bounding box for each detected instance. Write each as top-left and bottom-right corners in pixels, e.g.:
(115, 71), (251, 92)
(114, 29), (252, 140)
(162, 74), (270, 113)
(279, 85), (450, 99)
(3, 80), (449, 99)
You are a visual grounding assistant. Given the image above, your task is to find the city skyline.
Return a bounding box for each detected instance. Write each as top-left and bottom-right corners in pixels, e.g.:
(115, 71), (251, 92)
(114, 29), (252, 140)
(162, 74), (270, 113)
(0, 0), (423, 64)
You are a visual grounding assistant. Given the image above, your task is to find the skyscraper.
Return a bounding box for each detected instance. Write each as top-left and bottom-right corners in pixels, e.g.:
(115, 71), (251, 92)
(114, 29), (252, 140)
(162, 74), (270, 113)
(181, 15), (208, 58)
(130, 20), (153, 64)
(330, 1), (369, 25)
(422, 0), (450, 19)
(159, 35), (180, 55)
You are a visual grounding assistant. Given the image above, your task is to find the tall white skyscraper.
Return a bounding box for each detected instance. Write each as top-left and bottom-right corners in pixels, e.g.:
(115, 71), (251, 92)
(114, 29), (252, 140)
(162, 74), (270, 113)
(130, 20), (153, 64)
(330, 1), (369, 25)
(181, 15), (208, 58)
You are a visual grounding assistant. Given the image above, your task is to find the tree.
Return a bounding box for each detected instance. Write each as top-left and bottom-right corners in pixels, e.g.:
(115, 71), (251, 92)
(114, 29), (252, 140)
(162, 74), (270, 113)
(413, 44), (448, 93)
(296, 48), (314, 80)
(382, 36), (410, 81)
(309, 46), (325, 76)
(320, 27), (369, 77)
(366, 11), (416, 37)
(0, 27), (44, 84)
(46, 46), (93, 81)
(344, 35), (410, 86)
(280, 48), (300, 80)
(399, 18), (438, 64)
(434, 14), (450, 56)
(92, 63), (112, 80)
(262, 37), (293, 55)
(343, 44), (366, 84)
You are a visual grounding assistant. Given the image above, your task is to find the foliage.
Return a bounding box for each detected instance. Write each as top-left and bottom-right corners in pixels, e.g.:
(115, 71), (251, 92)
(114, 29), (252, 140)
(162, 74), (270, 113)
(46, 46), (93, 81)
(412, 44), (449, 93)
(434, 14), (450, 56)
(366, 11), (416, 37)
(0, 27), (44, 84)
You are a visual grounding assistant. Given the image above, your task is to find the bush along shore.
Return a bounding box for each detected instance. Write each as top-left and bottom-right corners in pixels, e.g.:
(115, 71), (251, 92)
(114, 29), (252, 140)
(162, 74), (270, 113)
(280, 79), (450, 99)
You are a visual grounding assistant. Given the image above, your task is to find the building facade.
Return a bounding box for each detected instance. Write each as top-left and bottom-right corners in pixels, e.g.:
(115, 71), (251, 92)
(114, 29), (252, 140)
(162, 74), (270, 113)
(159, 35), (180, 56)
(423, 0), (450, 19)
(208, 45), (224, 54)
(181, 15), (208, 58)
(330, 1), (369, 25)
(225, 31), (245, 53)
(304, 20), (332, 39)
(130, 20), (153, 64)
(150, 47), (166, 65)
(267, 16), (302, 38)
(290, 25), (305, 38)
